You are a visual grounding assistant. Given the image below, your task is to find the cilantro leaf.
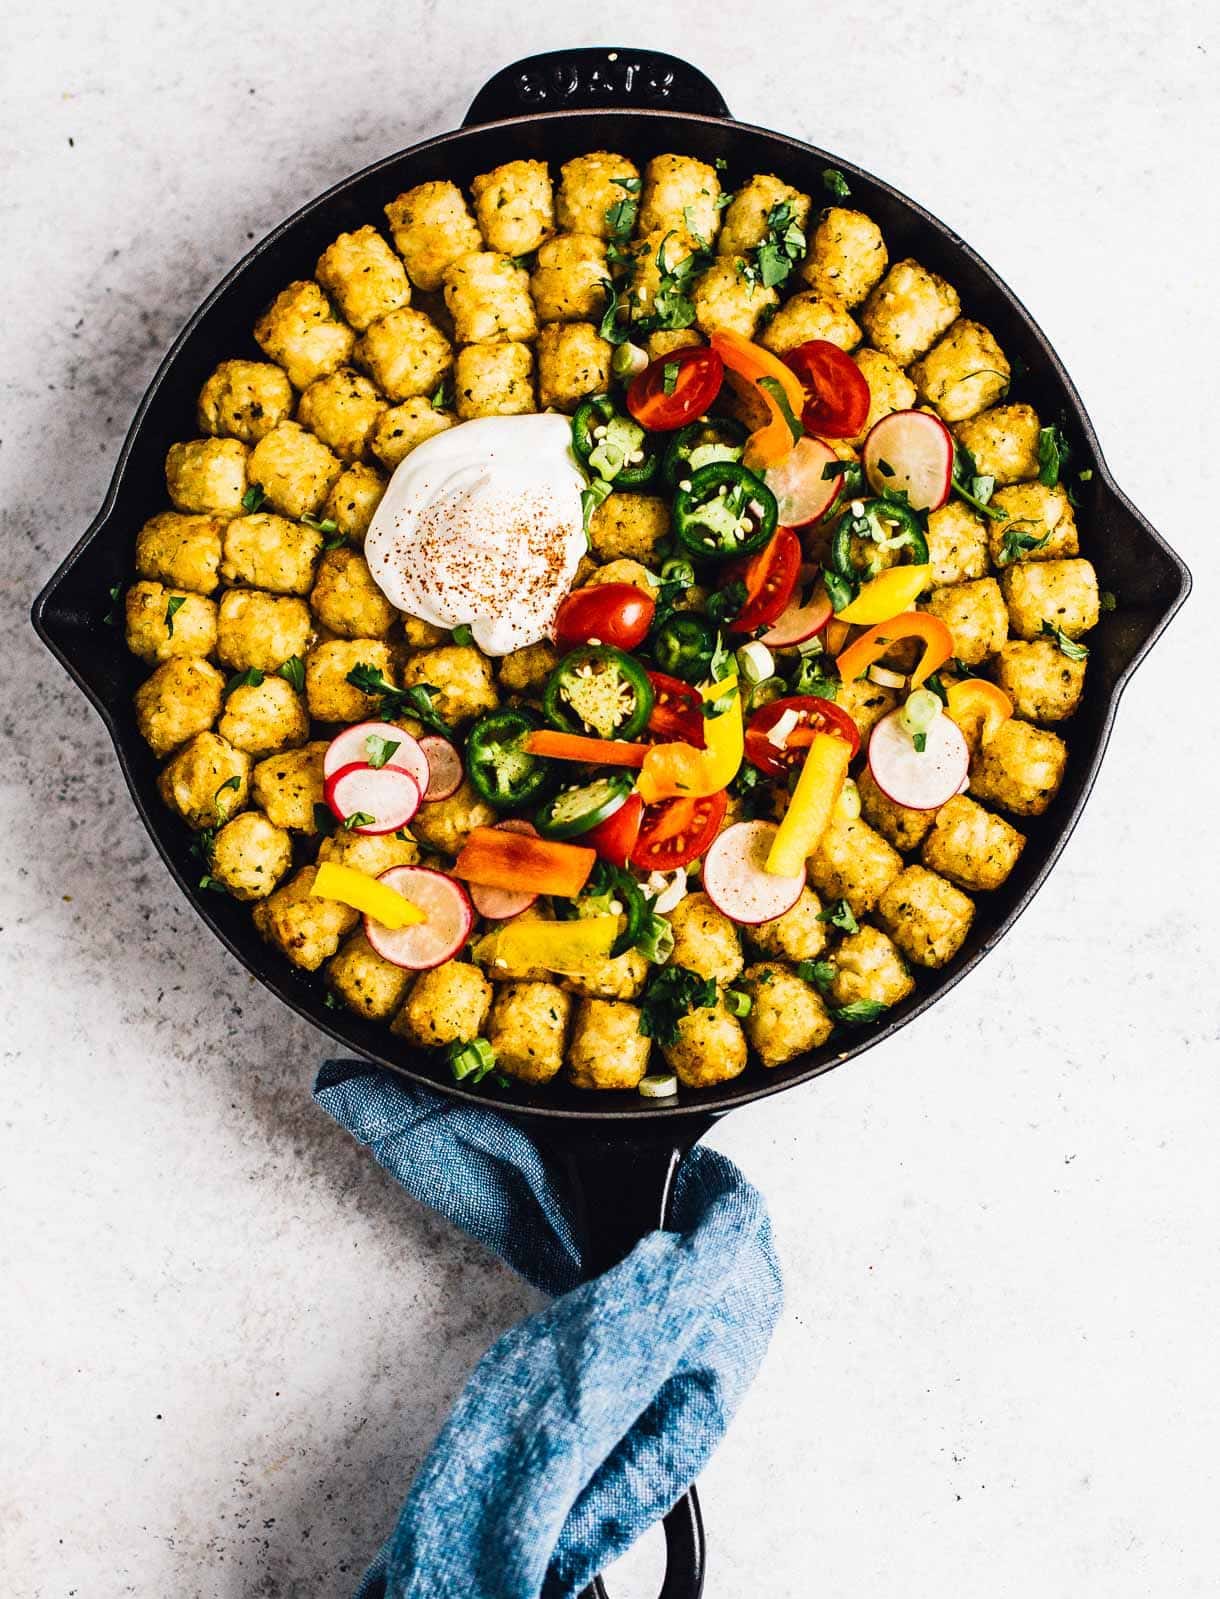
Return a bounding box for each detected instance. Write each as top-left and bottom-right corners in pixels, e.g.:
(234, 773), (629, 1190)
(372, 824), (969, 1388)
(998, 522), (1051, 565)
(817, 898), (858, 933)
(277, 655), (305, 693)
(1039, 621), (1089, 661)
(638, 964), (718, 1046)
(164, 594), (187, 636)
(241, 483), (266, 513)
(104, 582), (122, 626)
(341, 810), (377, 832)
(756, 376), (804, 445)
(1036, 424), (1071, 487)
(753, 200), (806, 291)
(822, 168), (851, 198)
(364, 734), (401, 770)
(832, 999), (887, 1024)
(796, 959), (836, 996)
(223, 667), (265, 697)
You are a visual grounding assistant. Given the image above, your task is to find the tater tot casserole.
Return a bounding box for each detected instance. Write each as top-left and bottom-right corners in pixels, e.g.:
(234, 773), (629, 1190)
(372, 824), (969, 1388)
(117, 147), (1108, 1100)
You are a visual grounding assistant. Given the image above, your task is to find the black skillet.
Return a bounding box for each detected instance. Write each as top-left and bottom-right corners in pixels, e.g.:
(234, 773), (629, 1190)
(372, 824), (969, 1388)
(31, 48), (1190, 1598)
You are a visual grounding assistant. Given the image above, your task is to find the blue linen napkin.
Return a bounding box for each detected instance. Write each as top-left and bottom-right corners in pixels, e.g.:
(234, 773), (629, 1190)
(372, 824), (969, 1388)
(313, 1060), (783, 1599)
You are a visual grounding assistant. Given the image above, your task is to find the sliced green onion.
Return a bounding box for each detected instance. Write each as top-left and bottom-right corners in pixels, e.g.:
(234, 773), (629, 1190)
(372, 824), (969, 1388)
(447, 1037), (497, 1083)
(899, 688), (942, 742)
(867, 663), (906, 689)
(735, 640), (775, 685)
(724, 987), (752, 1018)
(836, 777), (861, 820)
(638, 1071), (679, 1099)
(611, 342), (649, 380)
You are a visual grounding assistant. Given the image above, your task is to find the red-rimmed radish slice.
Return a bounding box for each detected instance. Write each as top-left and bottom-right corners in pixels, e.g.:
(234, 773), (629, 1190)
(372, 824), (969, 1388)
(702, 820), (805, 925)
(469, 820), (539, 921)
(761, 580), (833, 647)
(364, 867), (473, 970)
(418, 735), (463, 802)
(325, 761), (421, 834)
(862, 410), (953, 512)
(323, 721), (429, 792)
(761, 436), (842, 527)
(868, 709), (969, 811)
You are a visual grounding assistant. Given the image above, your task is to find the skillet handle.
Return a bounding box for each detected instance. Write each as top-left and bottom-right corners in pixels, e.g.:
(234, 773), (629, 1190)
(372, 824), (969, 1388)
(462, 49), (731, 126)
(539, 1116), (718, 1599)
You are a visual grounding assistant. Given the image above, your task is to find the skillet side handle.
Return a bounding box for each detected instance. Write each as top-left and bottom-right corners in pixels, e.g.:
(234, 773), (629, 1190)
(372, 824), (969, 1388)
(462, 49), (731, 126)
(541, 1116), (719, 1599)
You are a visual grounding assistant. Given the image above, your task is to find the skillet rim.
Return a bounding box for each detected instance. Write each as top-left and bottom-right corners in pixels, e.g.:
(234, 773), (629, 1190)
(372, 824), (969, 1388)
(31, 105), (1192, 1123)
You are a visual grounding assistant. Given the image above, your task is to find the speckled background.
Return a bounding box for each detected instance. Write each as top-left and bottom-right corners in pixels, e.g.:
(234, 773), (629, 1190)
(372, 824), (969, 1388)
(3, 3), (1218, 1594)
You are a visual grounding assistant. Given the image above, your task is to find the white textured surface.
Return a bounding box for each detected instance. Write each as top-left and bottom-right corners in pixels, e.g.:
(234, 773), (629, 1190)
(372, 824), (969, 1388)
(3, 3), (1218, 1594)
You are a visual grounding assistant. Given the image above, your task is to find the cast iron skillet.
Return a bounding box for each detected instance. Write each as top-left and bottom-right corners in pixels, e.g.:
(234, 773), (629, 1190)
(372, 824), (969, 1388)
(31, 48), (1190, 1598)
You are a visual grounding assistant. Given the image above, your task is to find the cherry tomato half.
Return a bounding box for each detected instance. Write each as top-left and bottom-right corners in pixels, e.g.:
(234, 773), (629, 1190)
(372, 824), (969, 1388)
(629, 789), (728, 872)
(626, 347), (725, 432)
(783, 340), (871, 439)
(584, 791), (644, 868)
(554, 584), (655, 653)
(645, 671), (706, 748)
(745, 695), (861, 775)
(727, 526), (802, 633)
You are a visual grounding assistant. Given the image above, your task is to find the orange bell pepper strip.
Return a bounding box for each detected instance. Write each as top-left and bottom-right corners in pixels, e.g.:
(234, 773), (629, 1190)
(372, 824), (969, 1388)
(310, 862), (425, 927)
(636, 672), (743, 803)
(834, 564), (932, 625)
(523, 730), (650, 768)
(765, 731), (851, 877)
(709, 330), (807, 470)
(454, 827), (595, 899)
(945, 679), (1013, 746)
(835, 611), (954, 690)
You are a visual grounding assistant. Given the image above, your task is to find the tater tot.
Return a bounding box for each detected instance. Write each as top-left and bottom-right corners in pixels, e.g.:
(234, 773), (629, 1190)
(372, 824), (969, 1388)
(471, 159), (555, 256)
(315, 225), (411, 331)
(638, 154), (722, 244)
(134, 656), (225, 757)
(355, 307), (453, 402)
(246, 421), (342, 520)
(802, 206), (887, 307)
(530, 234), (610, 323)
(219, 513), (322, 596)
(296, 368), (387, 461)
(861, 259), (960, 366)
(198, 359), (294, 444)
(566, 999), (651, 1089)
(535, 322), (612, 412)
(556, 152), (640, 239)
(454, 341), (536, 420)
(385, 181), (483, 292)
(165, 438), (248, 515)
(254, 281), (355, 390)
(443, 252), (538, 345)
(717, 174), (811, 258)
(134, 512), (223, 595)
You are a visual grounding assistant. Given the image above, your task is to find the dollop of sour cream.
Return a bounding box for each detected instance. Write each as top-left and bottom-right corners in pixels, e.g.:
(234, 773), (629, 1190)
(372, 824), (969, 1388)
(363, 414), (587, 656)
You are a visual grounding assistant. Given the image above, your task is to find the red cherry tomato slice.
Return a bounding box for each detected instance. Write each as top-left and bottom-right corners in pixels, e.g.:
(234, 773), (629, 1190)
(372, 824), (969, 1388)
(783, 340), (871, 439)
(629, 789), (728, 872)
(745, 695), (861, 775)
(584, 791), (644, 868)
(645, 671), (706, 748)
(626, 347), (725, 432)
(727, 526), (802, 633)
(553, 583), (655, 653)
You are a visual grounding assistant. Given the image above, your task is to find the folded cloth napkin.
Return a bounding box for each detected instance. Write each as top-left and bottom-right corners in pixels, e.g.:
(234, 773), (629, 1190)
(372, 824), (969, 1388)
(313, 1061), (783, 1599)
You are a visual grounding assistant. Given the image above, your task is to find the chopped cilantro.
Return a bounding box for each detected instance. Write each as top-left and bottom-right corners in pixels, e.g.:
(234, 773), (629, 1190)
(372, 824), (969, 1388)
(638, 964), (717, 1046)
(817, 898), (858, 933)
(241, 483), (266, 512)
(822, 168), (851, 198)
(364, 734), (401, 769)
(1036, 424), (1071, 487)
(832, 999), (887, 1024)
(223, 667), (265, 697)
(1039, 621), (1089, 661)
(277, 655), (305, 693)
(164, 594), (187, 635)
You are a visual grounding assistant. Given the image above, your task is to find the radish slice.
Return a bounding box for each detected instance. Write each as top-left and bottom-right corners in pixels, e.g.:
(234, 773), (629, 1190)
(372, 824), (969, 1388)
(325, 761), (421, 835)
(469, 820), (539, 921)
(702, 821), (805, 925)
(364, 867), (473, 970)
(867, 709), (970, 811)
(323, 721), (429, 793)
(862, 410), (953, 512)
(762, 436), (842, 527)
(761, 580), (833, 647)
(418, 735), (463, 802)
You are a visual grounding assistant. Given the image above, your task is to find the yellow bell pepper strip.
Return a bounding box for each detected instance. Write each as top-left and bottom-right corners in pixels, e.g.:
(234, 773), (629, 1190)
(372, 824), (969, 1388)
(310, 861), (425, 927)
(764, 731), (851, 877)
(709, 331), (807, 470)
(472, 915), (619, 977)
(834, 564), (932, 625)
(454, 827), (595, 899)
(945, 678), (1013, 746)
(636, 672), (743, 804)
(835, 611), (954, 690)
